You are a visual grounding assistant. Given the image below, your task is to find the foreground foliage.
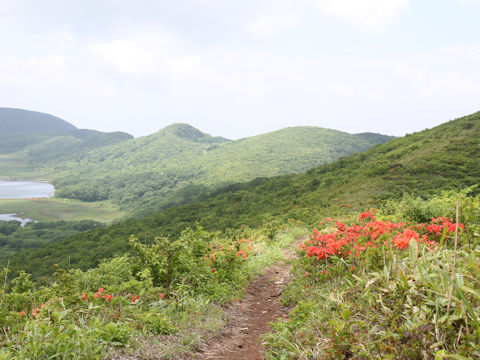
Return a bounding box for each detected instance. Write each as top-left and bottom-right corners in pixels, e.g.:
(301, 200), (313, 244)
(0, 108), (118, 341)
(0, 226), (303, 359)
(264, 193), (480, 359)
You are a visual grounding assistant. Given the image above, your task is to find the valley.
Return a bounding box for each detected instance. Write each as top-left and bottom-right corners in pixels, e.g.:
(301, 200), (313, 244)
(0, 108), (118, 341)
(0, 108), (479, 359)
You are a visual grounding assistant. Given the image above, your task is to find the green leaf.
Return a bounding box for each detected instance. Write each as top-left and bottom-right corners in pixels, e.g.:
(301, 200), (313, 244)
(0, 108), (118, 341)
(434, 350), (471, 360)
(409, 239), (418, 266)
(439, 268), (480, 331)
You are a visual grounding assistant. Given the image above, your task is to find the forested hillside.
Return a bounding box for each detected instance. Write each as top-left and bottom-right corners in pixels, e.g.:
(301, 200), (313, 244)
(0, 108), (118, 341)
(53, 123), (393, 213)
(8, 111), (479, 280)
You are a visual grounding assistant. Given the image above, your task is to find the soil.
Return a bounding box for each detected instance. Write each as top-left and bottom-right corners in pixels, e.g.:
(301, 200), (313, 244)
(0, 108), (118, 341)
(193, 236), (305, 360)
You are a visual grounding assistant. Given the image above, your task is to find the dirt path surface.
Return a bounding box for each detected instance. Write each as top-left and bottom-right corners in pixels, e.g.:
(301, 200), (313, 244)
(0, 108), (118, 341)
(194, 236), (305, 360)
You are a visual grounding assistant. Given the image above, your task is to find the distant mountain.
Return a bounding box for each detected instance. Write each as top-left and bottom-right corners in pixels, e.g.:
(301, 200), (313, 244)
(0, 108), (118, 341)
(54, 123), (394, 213)
(9, 111), (479, 278)
(0, 108), (133, 176)
(162, 123), (229, 143)
(0, 107), (77, 133)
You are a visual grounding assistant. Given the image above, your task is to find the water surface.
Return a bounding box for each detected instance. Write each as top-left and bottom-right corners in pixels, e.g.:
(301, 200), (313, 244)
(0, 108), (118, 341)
(0, 180), (54, 199)
(0, 213), (32, 226)
(0, 180), (53, 226)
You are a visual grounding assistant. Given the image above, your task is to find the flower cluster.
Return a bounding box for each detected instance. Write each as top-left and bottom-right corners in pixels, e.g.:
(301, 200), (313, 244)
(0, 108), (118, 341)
(31, 303), (45, 318)
(92, 288), (113, 303)
(301, 211), (464, 263)
(358, 209), (376, 223)
(206, 238), (251, 273)
(236, 250), (247, 259)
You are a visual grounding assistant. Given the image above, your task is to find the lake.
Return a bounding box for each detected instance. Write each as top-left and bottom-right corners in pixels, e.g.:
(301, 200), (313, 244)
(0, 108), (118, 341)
(0, 180), (54, 199)
(0, 180), (54, 225)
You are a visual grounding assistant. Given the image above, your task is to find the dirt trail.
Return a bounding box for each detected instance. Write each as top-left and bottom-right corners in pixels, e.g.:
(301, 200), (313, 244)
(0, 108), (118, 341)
(194, 236), (305, 360)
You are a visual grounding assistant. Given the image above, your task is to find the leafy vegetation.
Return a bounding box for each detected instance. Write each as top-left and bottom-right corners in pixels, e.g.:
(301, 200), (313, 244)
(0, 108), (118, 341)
(0, 220), (103, 263)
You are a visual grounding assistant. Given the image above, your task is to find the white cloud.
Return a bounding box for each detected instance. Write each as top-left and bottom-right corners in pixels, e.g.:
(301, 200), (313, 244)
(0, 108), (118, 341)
(26, 54), (66, 68)
(249, 17), (275, 38)
(328, 81), (355, 96)
(316, 0), (410, 30)
(167, 54), (202, 75)
(90, 40), (152, 75)
(249, 15), (299, 39)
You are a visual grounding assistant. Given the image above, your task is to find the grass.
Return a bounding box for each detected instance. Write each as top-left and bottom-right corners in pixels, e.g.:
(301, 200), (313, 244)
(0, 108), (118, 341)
(0, 155), (55, 181)
(0, 198), (124, 223)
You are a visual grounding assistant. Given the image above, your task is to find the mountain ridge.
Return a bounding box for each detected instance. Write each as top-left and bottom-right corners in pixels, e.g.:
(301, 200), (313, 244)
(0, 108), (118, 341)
(0, 107), (77, 133)
(53, 123), (394, 212)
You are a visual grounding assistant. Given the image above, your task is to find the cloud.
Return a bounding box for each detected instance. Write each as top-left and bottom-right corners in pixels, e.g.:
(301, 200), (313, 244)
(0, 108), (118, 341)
(328, 81), (355, 96)
(90, 40), (151, 75)
(249, 17), (275, 38)
(316, 0), (410, 30)
(248, 15), (299, 39)
(26, 54), (66, 68)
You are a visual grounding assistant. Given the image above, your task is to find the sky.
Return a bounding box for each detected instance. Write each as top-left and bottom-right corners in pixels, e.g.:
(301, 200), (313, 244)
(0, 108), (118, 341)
(0, 0), (479, 139)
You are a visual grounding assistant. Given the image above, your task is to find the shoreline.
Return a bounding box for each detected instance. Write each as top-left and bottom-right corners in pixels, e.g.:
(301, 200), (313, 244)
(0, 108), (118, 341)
(0, 177), (53, 184)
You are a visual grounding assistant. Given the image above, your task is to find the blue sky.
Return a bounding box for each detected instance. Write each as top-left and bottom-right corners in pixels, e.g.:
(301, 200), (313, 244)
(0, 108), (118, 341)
(0, 0), (479, 138)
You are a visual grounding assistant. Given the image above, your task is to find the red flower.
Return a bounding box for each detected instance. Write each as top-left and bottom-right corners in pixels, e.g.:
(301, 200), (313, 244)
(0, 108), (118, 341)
(236, 250), (247, 259)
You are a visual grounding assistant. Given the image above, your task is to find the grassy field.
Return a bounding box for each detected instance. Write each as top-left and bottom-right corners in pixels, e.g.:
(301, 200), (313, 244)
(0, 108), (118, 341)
(0, 155), (55, 181)
(0, 198), (124, 223)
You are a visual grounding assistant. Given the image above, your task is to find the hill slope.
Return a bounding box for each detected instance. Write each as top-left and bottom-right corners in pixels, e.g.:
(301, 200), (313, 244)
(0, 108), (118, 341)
(8, 111), (479, 279)
(0, 108), (133, 178)
(0, 107), (77, 133)
(54, 124), (393, 212)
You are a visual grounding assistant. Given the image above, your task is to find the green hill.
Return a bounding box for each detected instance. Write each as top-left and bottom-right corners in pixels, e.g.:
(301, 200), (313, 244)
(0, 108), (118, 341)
(7, 111), (479, 279)
(0, 107), (77, 133)
(54, 123), (393, 213)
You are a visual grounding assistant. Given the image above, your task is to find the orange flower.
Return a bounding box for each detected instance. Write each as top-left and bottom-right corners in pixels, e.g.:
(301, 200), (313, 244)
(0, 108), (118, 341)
(236, 250), (247, 259)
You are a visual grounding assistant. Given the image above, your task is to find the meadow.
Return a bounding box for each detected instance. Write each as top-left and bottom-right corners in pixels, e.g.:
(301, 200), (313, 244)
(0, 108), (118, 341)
(0, 198), (124, 223)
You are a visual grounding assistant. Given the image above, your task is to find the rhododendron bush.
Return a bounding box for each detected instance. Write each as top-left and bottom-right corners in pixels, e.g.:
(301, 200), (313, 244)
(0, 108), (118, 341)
(266, 202), (479, 359)
(300, 209), (464, 271)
